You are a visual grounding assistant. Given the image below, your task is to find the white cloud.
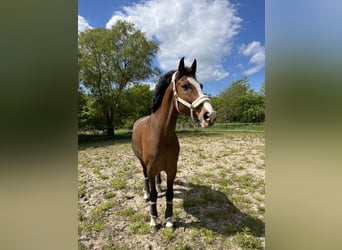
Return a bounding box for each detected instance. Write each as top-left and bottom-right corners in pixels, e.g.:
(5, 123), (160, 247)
(78, 15), (93, 33)
(239, 41), (265, 75)
(106, 0), (241, 82)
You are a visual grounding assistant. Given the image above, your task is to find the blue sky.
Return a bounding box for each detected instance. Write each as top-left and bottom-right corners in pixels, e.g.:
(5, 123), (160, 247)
(78, 0), (264, 96)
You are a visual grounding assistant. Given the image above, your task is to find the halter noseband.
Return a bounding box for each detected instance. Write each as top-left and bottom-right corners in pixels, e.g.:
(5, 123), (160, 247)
(172, 71), (210, 121)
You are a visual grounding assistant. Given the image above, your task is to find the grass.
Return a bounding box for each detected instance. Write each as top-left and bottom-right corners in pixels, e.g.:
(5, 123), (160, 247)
(116, 208), (136, 217)
(128, 212), (150, 235)
(83, 200), (116, 233)
(234, 227), (263, 249)
(116, 208), (150, 235)
(111, 178), (126, 190)
(78, 123), (264, 145)
(103, 192), (115, 199)
(162, 228), (175, 242)
(78, 186), (86, 198)
(78, 130), (265, 249)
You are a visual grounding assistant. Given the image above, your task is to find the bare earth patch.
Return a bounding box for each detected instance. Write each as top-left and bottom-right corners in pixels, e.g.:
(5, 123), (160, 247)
(78, 132), (265, 249)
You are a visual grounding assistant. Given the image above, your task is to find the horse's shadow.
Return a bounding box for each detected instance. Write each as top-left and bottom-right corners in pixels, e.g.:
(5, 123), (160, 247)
(172, 180), (265, 237)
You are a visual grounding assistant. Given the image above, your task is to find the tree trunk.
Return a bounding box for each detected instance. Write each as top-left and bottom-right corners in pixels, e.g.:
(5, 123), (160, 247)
(105, 110), (115, 136)
(106, 125), (114, 137)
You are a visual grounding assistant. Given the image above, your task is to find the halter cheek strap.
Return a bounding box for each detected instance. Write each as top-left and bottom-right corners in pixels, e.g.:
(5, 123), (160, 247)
(172, 72), (210, 121)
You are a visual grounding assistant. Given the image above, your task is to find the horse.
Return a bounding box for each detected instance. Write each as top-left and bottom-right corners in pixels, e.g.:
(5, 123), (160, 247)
(131, 57), (216, 230)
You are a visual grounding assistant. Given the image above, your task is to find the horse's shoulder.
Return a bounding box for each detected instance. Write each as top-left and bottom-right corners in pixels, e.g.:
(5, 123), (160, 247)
(133, 116), (150, 130)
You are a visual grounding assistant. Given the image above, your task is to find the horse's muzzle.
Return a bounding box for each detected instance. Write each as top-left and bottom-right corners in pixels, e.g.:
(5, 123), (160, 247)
(201, 111), (216, 128)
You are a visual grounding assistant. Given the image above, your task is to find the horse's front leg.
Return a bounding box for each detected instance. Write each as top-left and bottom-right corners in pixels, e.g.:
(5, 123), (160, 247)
(165, 169), (176, 229)
(149, 176), (159, 230)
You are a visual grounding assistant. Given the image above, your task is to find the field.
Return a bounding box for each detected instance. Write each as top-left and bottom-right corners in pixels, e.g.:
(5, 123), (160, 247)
(78, 130), (265, 249)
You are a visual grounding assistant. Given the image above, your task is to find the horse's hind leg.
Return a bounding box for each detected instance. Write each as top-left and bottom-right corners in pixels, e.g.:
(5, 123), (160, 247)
(165, 168), (176, 229)
(140, 160), (150, 201)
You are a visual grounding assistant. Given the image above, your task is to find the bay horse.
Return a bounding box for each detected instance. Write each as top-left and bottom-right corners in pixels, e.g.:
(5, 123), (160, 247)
(131, 57), (216, 230)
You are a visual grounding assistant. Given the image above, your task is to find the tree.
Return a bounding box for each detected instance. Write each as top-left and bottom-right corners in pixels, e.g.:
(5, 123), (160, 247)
(216, 76), (265, 123)
(216, 76), (249, 122)
(78, 21), (158, 136)
(122, 84), (154, 128)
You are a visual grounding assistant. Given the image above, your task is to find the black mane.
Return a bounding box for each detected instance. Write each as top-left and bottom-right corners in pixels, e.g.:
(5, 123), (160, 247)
(151, 68), (196, 113)
(151, 70), (175, 113)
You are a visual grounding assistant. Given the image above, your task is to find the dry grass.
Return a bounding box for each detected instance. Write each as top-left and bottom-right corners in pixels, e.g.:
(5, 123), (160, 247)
(78, 131), (265, 249)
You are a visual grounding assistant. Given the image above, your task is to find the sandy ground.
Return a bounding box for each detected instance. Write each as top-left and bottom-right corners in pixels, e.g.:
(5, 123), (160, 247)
(78, 132), (265, 249)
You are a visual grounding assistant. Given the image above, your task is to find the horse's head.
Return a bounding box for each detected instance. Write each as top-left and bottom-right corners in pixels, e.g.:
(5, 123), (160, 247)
(172, 57), (216, 128)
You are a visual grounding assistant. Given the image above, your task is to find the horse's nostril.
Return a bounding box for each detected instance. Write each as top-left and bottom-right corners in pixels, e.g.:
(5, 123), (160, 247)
(204, 112), (210, 121)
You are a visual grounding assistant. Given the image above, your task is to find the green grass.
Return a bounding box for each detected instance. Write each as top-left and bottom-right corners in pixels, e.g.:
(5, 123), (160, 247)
(91, 220), (105, 232)
(78, 123), (264, 144)
(87, 200), (115, 232)
(111, 178), (126, 190)
(162, 228), (175, 242)
(116, 208), (151, 235)
(91, 201), (115, 218)
(240, 216), (265, 236)
(201, 228), (215, 244)
(78, 186), (86, 198)
(231, 173), (255, 188)
(116, 208), (136, 217)
(79, 131), (265, 249)
(190, 227), (215, 245)
(128, 212), (150, 235)
(205, 209), (225, 221)
(234, 227), (262, 249)
(176, 123), (264, 134)
(103, 192), (115, 199)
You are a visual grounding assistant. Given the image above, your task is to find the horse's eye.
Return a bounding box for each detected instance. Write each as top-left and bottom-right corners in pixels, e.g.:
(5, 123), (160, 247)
(181, 84), (189, 90)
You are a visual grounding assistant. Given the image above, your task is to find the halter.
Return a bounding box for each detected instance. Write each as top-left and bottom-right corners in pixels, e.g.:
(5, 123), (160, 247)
(172, 71), (210, 121)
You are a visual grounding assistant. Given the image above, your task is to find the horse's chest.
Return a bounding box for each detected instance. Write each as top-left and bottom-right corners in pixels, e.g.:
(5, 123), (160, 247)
(146, 139), (179, 164)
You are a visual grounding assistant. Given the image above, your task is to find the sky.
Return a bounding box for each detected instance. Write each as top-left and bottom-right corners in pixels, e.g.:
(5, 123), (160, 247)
(78, 0), (264, 96)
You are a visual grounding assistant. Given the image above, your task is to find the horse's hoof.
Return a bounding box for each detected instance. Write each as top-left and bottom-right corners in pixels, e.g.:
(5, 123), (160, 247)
(150, 217), (161, 233)
(166, 221), (174, 228)
(165, 217), (174, 230)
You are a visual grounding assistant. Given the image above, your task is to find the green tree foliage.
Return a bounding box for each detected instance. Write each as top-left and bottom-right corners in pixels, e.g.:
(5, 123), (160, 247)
(121, 84), (154, 128)
(78, 20), (158, 136)
(78, 91), (106, 133)
(216, 76), (265, 123)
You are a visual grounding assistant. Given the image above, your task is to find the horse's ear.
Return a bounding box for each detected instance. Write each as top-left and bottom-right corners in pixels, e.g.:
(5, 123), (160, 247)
(190, 59), (197, 74)
(178, 57), (185, 73)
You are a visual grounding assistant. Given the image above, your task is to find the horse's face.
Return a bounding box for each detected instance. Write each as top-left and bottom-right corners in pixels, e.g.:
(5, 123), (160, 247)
(174, 58), (216, 128)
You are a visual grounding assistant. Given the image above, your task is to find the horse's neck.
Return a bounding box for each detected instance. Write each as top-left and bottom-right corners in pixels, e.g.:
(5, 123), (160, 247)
(150, 84), (178, 139)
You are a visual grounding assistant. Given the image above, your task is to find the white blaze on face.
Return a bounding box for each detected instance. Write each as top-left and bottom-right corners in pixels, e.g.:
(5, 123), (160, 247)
(187, 77), (215, 115)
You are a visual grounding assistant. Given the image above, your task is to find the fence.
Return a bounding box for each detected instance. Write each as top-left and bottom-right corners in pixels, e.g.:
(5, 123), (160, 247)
(176, 122), (264, 132)
(78, 122), (265, 137)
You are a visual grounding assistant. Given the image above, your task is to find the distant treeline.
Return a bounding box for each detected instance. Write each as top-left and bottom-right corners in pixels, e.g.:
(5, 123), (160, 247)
(78, 21), (264, 136)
